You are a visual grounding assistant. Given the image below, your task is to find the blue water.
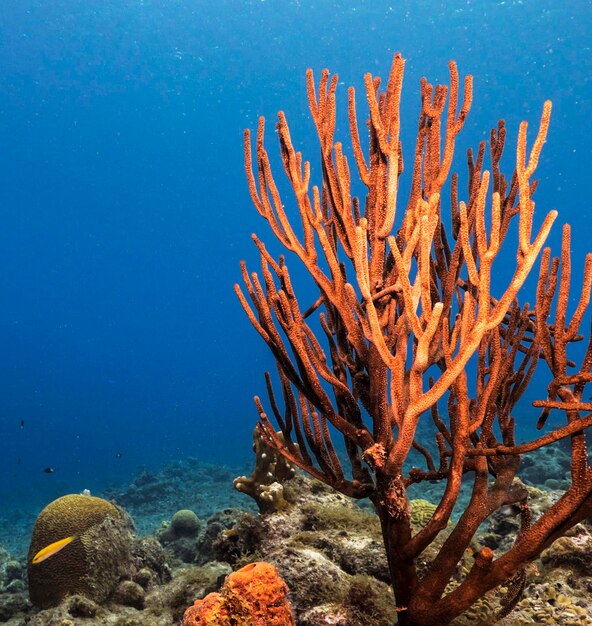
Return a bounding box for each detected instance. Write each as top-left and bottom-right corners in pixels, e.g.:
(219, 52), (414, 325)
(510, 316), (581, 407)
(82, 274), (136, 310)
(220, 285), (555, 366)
(0, 1), (590, 512)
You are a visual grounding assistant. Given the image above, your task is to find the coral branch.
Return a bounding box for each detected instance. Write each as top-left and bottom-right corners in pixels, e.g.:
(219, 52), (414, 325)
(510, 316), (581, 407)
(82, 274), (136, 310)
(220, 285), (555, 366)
(237, 53), (592, 626)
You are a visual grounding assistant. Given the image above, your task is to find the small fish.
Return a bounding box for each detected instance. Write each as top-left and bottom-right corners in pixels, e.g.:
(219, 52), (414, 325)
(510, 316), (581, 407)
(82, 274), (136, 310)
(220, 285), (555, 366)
(20, 420), (25, 429)
(116, 452), (123, 459)
(31, 535), (76, 565)
(43, 467), (55, 474)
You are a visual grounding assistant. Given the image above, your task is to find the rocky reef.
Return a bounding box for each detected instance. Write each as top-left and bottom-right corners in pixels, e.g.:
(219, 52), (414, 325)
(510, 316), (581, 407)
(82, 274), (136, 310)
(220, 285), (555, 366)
(1, 456), (591, 625)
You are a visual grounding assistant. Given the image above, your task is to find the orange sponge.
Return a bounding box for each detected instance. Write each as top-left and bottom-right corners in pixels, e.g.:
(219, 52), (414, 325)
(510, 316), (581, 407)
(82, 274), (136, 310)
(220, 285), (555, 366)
(182, 561), (294, 626)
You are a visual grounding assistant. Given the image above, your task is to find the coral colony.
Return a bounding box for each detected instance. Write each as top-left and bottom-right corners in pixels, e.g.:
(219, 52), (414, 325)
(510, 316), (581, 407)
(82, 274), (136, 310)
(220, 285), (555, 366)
(12, 55), (592, 626)
(235, 53), (592, 625)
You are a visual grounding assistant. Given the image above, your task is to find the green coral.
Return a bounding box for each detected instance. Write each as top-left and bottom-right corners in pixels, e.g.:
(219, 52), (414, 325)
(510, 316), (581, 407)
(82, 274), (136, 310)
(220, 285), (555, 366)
(169, 509), (200, 537)
(409, 498), (440, 530)
(158, 509), (201, 542)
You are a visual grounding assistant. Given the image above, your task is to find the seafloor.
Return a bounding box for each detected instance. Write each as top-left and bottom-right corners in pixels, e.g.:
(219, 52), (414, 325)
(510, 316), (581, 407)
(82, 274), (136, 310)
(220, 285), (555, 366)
(1, 443), (592, 625)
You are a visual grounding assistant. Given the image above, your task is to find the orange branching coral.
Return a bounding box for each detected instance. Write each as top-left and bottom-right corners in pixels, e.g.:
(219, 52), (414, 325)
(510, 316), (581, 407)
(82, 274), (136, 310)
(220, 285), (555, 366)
(236, 52), (592, 625)
(182, 562), (294, 626)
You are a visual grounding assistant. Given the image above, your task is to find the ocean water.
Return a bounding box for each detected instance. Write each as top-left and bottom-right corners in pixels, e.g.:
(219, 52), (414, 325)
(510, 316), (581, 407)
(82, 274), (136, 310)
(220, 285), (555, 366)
(0, 0), (590, 525)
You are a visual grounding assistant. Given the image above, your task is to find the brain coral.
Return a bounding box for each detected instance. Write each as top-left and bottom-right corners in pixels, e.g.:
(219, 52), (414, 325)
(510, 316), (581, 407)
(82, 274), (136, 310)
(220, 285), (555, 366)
(27, 493), (134, 608)
(159, 509), (201, 542)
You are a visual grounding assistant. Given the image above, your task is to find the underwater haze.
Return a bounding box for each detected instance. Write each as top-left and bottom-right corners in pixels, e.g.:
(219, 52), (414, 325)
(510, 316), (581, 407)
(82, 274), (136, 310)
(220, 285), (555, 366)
(0, 0), (590, 515)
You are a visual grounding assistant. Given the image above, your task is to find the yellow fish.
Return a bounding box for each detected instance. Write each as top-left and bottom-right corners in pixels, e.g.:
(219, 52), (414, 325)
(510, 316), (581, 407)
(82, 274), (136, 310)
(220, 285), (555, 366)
(31, 535), (76, 565)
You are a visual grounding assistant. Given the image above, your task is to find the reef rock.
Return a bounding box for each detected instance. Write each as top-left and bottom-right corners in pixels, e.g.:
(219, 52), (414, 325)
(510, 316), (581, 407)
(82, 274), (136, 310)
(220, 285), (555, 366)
(213, 474), (397, 625)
